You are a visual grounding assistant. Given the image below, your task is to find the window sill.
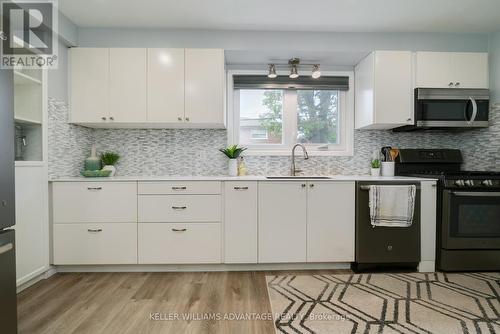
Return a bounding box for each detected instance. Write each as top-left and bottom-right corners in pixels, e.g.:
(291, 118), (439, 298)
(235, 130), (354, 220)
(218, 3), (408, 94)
(243, 149), (354, 157)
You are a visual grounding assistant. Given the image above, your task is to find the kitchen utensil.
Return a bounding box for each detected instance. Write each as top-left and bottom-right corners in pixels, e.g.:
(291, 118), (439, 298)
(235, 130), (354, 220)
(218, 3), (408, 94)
(381, 147), (392, 161)
(390, 149), (400, 162)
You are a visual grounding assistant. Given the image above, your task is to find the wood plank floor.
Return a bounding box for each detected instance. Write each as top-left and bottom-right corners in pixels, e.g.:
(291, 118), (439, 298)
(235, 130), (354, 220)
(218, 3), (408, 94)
(17, 270), (347, 334)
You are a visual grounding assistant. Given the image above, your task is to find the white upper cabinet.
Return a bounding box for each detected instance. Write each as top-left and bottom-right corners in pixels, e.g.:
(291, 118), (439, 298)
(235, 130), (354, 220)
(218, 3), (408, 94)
(70, 48), (225, 128)
(147, 48), (185, 123)
(109, 48), (147, 123)
(185, 49), (225, 126)
(70, 48), (109, 123)
(415, 52), (489, 89)
(355, 51), (413, 129)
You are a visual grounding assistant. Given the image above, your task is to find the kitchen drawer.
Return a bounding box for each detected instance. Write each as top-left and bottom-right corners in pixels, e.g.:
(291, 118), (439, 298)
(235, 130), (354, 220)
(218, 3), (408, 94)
(53, 223), (137, 265)
(138, 195), (221, 222)
(52, 182), (137, 223)
(138, 223), (221, 264)
(138, 181), (221, 195)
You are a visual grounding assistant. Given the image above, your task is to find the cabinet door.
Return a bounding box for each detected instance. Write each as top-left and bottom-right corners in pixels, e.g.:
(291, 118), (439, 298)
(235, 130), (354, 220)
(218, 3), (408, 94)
(109, 48), (147, 122)
(147, 48), (185, 122)
(451, 53), (489, 89)
(258, 182), (306, 263)
(185, 49), (225, 126)
(15, 166), (48, 285)
(70, 48), (109, 123)
(307, 182), (355, 262)
(374, 51), (413, 125)
(415, 52), (453, 88)
(224, 182), (258, 263)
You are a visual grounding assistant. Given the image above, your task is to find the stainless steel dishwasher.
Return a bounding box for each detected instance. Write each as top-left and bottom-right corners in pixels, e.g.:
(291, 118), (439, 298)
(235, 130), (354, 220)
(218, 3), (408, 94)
(354, 181), (421, 271)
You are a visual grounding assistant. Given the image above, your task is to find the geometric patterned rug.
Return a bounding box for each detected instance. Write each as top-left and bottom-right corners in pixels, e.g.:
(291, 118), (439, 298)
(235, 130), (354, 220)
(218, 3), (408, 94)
(266, 273), (500, 334)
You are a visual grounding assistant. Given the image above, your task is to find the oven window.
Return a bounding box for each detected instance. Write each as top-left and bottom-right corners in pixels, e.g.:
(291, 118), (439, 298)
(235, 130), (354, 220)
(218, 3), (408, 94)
(449, 195), (500, 238)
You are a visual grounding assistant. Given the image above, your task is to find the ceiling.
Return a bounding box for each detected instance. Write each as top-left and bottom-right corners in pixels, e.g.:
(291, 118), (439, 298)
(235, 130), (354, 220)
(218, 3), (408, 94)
(60, 0), (500, 33)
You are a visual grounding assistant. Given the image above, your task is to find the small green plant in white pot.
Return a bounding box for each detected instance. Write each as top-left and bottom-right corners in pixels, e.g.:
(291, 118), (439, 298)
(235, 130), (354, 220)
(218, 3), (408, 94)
(100, 151), (120, 177)
(370, 159), (381, 177)
(219, 145), (247, 176)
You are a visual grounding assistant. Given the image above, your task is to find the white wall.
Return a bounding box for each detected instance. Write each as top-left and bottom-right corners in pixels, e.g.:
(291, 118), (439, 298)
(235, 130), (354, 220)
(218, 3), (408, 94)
(490, 31), (500, 104)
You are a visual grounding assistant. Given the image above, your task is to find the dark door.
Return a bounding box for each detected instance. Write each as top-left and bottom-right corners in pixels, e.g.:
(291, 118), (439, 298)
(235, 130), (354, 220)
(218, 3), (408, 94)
(0, 230), (17, 334)
(356, 182), (421, 263)
(442, 190), (500, 249)
(0, 68), (15, 230)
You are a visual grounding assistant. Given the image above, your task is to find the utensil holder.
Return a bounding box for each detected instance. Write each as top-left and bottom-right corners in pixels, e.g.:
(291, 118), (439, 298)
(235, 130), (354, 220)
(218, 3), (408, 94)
(381, 162), (395, 177)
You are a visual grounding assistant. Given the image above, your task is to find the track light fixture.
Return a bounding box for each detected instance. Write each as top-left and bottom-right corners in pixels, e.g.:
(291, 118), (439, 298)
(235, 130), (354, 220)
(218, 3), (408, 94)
(267, 64), (277, 78)
(267, 58), (322, 79)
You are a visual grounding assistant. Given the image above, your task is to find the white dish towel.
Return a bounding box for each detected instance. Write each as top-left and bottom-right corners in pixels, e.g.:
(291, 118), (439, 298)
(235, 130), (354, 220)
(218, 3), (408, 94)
(369, 185), (416, 227)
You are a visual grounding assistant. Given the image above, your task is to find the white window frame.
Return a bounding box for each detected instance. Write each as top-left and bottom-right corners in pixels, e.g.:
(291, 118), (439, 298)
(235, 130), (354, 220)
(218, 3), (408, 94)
(227, 69), (354, 156)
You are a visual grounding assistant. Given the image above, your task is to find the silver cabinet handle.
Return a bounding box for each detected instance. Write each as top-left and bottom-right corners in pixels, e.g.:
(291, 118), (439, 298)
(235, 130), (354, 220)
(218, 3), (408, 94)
(172, 206), (187, 210)
(301, 183), (306, 188)
(448, 82), (454, 87)
(172, 186), (187, 190)
(87, 228), (102, 232)
(177, 116), (182, 121)
(455, 82), (460, 87)
(0, 243), (13, 255)
(185, 117), (190, 122)
(101, 117), (107, 121)
(172, 228), (187, 232)
(233, 186), (249, 190)
(87, 187), (102, 190)
(109, 117), (114, 121)
(309, 184), (314, 188)
(407, 118), (412, 122)
(451, 192), (500, 197)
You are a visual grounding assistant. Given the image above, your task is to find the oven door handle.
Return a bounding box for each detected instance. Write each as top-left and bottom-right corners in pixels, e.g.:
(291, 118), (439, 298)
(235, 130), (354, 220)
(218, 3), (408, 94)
(451, 191), (500, 197)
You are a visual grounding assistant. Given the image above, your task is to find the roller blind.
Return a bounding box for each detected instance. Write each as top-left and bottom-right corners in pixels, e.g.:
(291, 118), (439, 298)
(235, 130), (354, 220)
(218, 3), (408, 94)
(233, 75), (349, 90)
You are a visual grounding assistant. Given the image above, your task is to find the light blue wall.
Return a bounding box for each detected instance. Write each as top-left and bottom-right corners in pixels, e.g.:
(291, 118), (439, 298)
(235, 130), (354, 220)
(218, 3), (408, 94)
(77, 28), (489, 52)
(490, 31), (500, 104)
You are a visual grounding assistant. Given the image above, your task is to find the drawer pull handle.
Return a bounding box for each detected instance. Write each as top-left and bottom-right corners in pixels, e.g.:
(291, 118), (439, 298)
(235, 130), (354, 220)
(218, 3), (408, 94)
(87, 187), (102, 190)
(172, 228), (187, 232)
(172, 206), (187, 210)
(172, 186), (187, 190)
(87, 228), (102, 233)
(234, 186), (249, 190)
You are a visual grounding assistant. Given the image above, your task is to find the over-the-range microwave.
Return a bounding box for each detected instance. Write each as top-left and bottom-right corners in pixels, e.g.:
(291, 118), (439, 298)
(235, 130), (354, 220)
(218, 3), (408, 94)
(395, 88), (489, 131)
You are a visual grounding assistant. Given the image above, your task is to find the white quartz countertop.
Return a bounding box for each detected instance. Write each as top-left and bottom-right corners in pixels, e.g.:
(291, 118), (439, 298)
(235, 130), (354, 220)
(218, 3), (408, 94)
(50, 175), (437, 182)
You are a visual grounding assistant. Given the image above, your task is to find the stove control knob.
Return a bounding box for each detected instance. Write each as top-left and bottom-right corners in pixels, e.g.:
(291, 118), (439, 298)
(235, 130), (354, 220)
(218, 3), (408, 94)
(454, 180), (465, 187)
(464, 180), (474, 187)
(482, 180), (493, 187)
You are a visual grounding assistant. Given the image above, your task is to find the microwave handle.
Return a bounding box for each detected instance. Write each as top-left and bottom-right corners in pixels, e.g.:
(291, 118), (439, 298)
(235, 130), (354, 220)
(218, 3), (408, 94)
(465, 96), (478, 124)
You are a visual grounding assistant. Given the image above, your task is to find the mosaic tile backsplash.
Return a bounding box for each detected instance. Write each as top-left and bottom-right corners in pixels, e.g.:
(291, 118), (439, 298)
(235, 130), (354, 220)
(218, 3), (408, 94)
(48, 98), (500, 178)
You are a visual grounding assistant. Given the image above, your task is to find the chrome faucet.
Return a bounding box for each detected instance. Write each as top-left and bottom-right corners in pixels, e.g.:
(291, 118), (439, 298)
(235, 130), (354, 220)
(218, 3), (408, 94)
(291, 144), (309, 176)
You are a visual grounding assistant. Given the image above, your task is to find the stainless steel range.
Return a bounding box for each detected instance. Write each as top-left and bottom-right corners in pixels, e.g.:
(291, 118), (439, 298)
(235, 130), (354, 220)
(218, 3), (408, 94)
(395, 149), (500, 271)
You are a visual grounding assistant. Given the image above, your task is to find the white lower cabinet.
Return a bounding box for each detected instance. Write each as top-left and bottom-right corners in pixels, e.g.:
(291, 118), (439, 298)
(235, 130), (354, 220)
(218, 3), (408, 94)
(307, 182), (355, 262)
(258, 182), (307, 263)
(138, 223), (221, 264)
(53, 223), (137, 265)
(224, 182), (258, 263)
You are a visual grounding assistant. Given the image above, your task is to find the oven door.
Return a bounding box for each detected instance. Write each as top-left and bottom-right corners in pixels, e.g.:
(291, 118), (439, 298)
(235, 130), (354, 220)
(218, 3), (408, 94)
(442, 190), (500, 249)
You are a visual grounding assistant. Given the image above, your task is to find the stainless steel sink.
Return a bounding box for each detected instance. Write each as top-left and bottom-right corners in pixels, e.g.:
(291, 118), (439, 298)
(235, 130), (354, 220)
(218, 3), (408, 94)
(266, 176), (331, 180)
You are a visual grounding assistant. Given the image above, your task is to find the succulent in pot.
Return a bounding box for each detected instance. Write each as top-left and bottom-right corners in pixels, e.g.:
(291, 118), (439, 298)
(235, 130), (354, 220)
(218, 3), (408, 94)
(370, 159), (381, 177)
(219, 145), (247, 176)
(100, 151), (120, 177)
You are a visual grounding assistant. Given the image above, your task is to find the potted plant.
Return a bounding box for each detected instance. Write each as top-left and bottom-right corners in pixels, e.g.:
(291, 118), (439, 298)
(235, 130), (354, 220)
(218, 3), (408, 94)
(370, 159), (381, 177)
(219, 145), (247, 176)
(100, 151), (120, 177)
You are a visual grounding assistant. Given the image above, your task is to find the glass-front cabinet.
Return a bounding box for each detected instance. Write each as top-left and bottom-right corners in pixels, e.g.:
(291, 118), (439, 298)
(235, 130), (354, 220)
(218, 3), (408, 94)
(14, 68), (44, 161)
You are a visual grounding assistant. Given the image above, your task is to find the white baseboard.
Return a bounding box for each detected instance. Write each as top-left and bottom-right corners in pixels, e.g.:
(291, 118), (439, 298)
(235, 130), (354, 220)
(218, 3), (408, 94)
(16, 266), (57, 293)
(418, 261), (436, 273)
(55, 262), (351, 273)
